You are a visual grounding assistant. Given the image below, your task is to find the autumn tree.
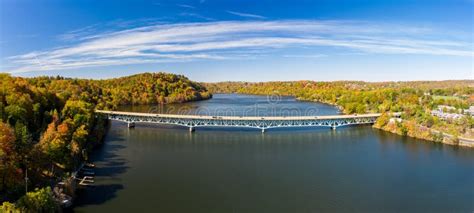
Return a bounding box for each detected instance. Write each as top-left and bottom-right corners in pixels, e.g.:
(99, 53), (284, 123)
(0, 122), (21, 194)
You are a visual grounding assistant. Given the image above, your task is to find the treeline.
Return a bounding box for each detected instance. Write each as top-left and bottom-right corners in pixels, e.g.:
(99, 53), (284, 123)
(204, 80), (474, 140)
(30, 72), (212, 110)
(0, 72), (211, 211)
(98, 73), (211, 108)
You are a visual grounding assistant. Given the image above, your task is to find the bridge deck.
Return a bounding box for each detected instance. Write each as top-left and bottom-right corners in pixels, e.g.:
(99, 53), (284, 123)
(95, 110), (383, 121)
(95, 110), (399, 132)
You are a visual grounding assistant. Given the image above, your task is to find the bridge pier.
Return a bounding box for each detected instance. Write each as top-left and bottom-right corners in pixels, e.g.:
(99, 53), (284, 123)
(331, 126), (336, 130)
(261, 129), (266, 133)
(189, 127), (195, 132)
(127, 122), (135, 128)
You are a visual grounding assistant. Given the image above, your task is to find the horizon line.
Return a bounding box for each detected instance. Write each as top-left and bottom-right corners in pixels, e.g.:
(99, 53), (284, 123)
(5, 71), (474, 83)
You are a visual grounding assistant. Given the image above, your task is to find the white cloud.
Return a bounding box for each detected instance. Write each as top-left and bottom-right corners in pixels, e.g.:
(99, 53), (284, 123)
(179, 12), (214, 21)
(283, 54), (327, 58)
(226, 11), (266, 19)
(58, 24), (101, 41)
(176, 4), (195, 9)
(5, 20), (473, 73)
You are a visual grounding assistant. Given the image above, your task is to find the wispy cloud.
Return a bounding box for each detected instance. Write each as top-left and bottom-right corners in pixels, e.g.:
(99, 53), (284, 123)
(18, 34), (39, 39)
(227, 11), (266, 19)
(58, 24), (101, 41)
(57, 18), (165, 41)
(176, 4), (195, 9)
(179, 12), (214, 21)
(5, 20), (473, 73)
(283, 54), (327, 58)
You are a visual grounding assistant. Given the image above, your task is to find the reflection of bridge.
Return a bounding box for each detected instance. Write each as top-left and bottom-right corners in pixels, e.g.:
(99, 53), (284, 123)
(96, 110), (399, 133)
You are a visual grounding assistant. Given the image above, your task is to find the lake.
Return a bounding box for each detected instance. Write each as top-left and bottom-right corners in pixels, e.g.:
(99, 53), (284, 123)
(73, 94), (474, 212)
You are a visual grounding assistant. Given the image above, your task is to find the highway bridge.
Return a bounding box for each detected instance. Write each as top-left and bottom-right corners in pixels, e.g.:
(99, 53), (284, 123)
(96, 110), (399, 133)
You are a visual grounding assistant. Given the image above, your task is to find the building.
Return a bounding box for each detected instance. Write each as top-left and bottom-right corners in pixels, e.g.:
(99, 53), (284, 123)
(465, 106), (474, 116)
(431, 105), (465, 120)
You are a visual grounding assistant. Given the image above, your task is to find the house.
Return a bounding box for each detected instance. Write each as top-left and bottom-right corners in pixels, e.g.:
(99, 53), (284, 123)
(437, 105), (457, 112)
(465, 106), (474, 116)
(431, 105), (465, 120)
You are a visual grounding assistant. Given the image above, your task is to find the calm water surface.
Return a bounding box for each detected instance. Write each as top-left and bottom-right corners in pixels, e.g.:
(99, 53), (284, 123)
(74, 94), (474, 212)
(117, 93), (340, 116)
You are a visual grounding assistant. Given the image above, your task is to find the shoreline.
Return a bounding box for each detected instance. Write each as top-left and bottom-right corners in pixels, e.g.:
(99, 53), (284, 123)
(222, 92), (473, 148)
(373, 120), (474, 148)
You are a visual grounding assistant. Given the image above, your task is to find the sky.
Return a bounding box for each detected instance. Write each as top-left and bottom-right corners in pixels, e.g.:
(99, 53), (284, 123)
(0, 0), (473, 82)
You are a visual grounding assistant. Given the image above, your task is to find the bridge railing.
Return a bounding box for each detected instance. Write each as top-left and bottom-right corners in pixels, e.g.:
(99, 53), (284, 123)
(95, 110), (400, 132)
(95, 110), (393, 121)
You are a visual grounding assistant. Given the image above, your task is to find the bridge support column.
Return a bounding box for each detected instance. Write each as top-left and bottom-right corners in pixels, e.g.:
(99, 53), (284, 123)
(331, 126), (336, 130)
(261, 129), (265, 133)
(189, 127), (195, 132)
(127, 122), (135, 128)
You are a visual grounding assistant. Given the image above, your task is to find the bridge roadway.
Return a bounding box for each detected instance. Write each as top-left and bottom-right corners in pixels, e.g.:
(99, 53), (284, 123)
(96, 110), (398, 133)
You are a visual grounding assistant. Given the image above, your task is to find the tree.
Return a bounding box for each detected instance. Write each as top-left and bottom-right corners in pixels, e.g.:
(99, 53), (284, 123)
(16, 187), (58, 212)
(0, 122), (21, 193)
(13, 122), (32, 161)
(0, 122), (16, 160)
(70, 125), (88, 163)
(374, 113), (390, 128)
(37, 121), (66, 175)
(4, 105), (27, 125)
(356, 104), (367, 114)
(1, 201), (20, 213)
(61, 100), (93, 128)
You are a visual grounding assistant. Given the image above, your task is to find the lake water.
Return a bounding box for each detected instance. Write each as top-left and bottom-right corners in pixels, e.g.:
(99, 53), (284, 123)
(73, 94), (474, 212)
(116, 93), (341, 116)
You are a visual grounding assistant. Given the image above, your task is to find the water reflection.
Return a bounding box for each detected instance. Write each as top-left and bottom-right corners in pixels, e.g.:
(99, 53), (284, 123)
(72, 132), (129, 211)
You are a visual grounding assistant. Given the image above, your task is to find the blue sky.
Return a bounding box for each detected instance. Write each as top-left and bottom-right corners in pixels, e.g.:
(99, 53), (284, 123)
(0, 0), (473, 82)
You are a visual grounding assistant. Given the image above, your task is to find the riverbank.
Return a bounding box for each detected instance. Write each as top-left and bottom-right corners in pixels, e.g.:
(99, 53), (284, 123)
(203, 80), (472, 148)
(245, 92), (473, 147)
(230, 92), (472, 147)
(228, 92), (473, 148)
(373, 117), (474, 148)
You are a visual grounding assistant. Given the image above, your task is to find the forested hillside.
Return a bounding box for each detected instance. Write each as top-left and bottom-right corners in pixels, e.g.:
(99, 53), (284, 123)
(98, 73), (211, 108)
(204, 81), (474, 141)
(0, 72), (211, 210)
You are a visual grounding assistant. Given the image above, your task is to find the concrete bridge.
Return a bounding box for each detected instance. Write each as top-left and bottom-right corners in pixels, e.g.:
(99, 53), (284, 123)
(96, 110), (400, 133)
